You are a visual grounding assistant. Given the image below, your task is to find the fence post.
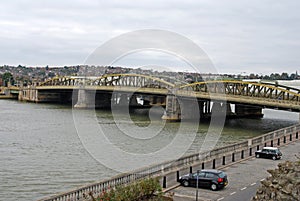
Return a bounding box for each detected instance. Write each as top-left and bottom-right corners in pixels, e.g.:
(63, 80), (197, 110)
(270, 140), (273, 147)
(163, 176), (166, 188)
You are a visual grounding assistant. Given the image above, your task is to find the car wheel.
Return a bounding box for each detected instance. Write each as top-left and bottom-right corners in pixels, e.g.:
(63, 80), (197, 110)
(256, 154), (260, 158)
(211, 183), (218, 191)
(182, 180), (189, 187)
(272, 156), (276, 160)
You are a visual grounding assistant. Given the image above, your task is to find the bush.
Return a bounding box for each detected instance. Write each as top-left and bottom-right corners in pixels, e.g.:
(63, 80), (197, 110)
(89, 177), (163, 201)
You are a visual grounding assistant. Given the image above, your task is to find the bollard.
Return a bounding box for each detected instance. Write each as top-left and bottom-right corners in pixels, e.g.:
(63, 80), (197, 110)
(232, 153), (235, 162)
(222, 156), (226, 165)
(296, 132), (298, 139)
(163, 176), (166, 188)
(176, 171), (179, 182)
(284, 136), (286, 143)
(290, 134), (292, 141)
(241, 150), (244, 159)
(212, 159), (216, 169)
(249, 148), (252, 156)
(196, 170), (200, 201)
(277, 138), (280, 146)
(264, 142), (267, 147)
(201, 162), (204, 169)
(270, 140), (273, 147)
(257, 145), (259, 150)
(190, 166), (192, 173)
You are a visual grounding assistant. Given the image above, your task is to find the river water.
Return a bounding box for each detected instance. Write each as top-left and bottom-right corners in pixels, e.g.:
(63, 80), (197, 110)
(0, 82), (299, 200)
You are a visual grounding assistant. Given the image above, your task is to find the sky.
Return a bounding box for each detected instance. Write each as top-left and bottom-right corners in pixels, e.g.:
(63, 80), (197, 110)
(0, 0), (300, 74)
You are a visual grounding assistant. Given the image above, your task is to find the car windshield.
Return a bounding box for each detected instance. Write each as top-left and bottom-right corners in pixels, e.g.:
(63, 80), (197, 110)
(218, 172), (226, 178)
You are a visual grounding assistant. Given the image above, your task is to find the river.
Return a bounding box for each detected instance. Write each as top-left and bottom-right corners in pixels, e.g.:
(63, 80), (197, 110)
(0, 84), (299, 201)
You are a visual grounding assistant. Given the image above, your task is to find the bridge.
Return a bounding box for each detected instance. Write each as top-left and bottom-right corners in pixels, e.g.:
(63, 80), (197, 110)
(12, 73), (300, 120)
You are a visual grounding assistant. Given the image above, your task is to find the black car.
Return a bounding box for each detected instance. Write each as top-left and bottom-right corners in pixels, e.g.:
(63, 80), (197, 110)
(178, 169), (228, 191)
(255, 147), (282, 160)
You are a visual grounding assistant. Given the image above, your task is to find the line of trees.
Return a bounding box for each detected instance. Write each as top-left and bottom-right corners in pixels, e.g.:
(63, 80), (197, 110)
(262, 72), (299, 80)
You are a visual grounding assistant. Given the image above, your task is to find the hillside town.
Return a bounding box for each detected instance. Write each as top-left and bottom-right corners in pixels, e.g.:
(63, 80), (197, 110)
(0, 65), (299, 87)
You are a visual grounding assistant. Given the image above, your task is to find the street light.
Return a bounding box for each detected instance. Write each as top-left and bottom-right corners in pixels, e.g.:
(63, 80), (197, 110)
(196, 169), (200, 201)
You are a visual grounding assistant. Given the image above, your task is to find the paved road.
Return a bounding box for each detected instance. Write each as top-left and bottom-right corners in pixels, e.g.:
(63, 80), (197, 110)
(170, 140), (300, 201)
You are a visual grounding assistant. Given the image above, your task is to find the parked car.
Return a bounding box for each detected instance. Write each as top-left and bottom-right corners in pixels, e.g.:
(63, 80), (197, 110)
(255, 147), (282, 160)
(178, 169), (228, 191)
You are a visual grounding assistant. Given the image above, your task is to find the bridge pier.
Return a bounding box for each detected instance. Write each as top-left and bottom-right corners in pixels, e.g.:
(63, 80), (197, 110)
(162, 94), (181, 121)
(162, 93), (201, 121)
(19, 87), (39, 102)
(74, 88), (95, 108)
(74, 90), (114, 109)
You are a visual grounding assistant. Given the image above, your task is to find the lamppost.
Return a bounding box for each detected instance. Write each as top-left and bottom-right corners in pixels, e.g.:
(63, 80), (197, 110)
(196, 169), (200, 201)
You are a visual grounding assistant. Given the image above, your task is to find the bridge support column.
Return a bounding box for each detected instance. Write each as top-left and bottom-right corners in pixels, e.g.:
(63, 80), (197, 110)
(235, 104), (263, 118)
(162, 94), (180, 121)
(74, 89), (95, 109)
(19, 87), (38, 102)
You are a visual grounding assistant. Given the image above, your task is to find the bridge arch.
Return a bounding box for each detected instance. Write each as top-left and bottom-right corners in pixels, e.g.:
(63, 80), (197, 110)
(39, 76), (78, 86)
(38, 74), (175, 89)
(86, 74), (175, 89)
(180, 80), (300, 102)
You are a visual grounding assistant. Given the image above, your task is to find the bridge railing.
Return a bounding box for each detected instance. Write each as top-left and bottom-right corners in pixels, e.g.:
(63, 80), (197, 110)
(38, 123), (300, 201)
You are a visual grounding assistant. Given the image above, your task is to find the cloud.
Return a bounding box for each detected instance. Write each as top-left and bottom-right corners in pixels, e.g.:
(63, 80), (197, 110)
(0, 0), (299, 74)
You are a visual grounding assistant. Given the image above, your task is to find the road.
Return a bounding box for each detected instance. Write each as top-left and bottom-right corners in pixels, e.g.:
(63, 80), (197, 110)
(170, 140), (300, 201)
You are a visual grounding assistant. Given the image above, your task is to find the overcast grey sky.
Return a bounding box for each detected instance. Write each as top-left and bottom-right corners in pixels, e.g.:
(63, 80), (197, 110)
(0, 0), (300, 74)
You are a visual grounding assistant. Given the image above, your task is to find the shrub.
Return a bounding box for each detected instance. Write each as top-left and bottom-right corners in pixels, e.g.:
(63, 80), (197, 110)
(90, 177), (163, 201)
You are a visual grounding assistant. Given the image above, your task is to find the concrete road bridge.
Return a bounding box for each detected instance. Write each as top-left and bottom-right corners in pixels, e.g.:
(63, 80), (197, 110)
(15, 73), (300, 120)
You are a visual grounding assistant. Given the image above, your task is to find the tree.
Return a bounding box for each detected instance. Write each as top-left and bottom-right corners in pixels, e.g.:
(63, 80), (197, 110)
(2, 72), (14, 86)
(280, 72), (289, 80)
